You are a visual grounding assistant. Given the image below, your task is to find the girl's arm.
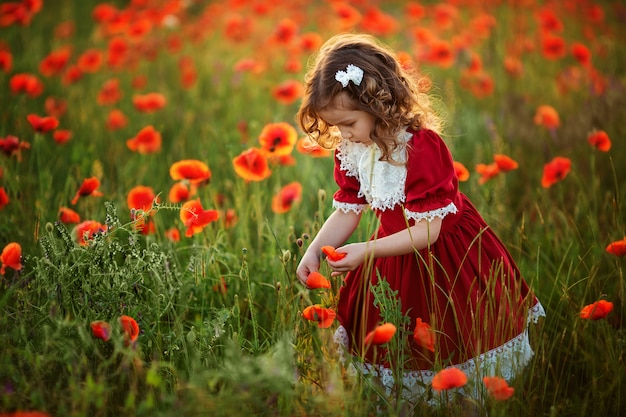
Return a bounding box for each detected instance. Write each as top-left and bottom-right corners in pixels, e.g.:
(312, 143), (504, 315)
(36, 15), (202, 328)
(296, 209), (362, 285)
(327, 217), (442, 274)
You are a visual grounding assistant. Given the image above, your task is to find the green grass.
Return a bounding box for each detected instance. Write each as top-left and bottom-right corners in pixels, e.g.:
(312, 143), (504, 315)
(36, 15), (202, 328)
(1, 1), (625, 416)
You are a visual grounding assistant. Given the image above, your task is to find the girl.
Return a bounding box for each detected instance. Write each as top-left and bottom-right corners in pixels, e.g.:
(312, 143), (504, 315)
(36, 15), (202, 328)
(295, 33), (545, 407)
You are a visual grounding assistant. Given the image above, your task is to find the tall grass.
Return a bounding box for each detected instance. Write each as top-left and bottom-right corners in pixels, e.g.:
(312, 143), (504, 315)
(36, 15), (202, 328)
(1, 1), (625, 416)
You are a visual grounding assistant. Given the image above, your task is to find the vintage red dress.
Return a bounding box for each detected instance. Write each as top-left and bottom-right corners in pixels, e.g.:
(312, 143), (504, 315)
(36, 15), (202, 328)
(331, 128), (545, 402)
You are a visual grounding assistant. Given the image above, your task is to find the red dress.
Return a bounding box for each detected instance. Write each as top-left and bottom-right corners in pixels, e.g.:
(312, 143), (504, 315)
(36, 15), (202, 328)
(331, 128), (544, 401)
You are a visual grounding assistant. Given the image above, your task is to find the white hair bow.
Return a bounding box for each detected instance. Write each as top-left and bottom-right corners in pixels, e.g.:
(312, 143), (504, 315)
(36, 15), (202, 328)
(335, 64), (364, 87)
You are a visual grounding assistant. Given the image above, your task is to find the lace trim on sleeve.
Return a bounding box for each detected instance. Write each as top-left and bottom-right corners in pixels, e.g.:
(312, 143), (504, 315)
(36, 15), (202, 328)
(333, 199), (367, 214)
(404, 202), (457, 222)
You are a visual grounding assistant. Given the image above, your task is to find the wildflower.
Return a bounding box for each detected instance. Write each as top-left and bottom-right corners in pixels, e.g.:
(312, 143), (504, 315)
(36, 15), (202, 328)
(90, 320), (111, 341)
(413, 318), (435, 352)
(587, 130), (611, 152)
(52, 129), (72, 145)
(0, 135), (30, 160)
(164, 227), (180, 242)
(58, 206), (81, 224)
(541, 156), (571, 188)
(71, 177), (103, 205)
(222, 208), (238, 229)
(132, 92), (166, 113)
(97, 78), (122, 105)
(534, 105), (560, 129)
(580, 300), (613, 320)
(26, 114), (59, 133)
(475, 163), (500, 185)
(272, 79), (303, 105)
(306, 271), (331, 289)
(0, 187), (9, 210)
(483, 376), (514, 400)
(453, 161), (470, 182)
(232, 148), (271, 182)
(44, 96), (67, 118)
(302, 304), (336, 328)
(0, 49), (13, 73)
(127, 185), (156, 214)
(1, 242), (22, 275)
(571, 42), (592, 67)
(38, 46), (72, 77)
(62, 65), (82, 85)
(364, 323), (397, 346)
(106, 109), (128, 131)
(493, 154), (519, 172)
(107, 36), (128, 67)
(296, 137), (332, 158)
(426, 39), (455, 68)
(74, 220), (107, 246)
(169, 159), (211, 185)
(126, 125), (162, 154)
(332, 2), (361, 30)
(77, 48), (103, 73)
(120, 315), (139, 346)
(271, 18), (298, 45)
(606, 238), (626, 256)
(9, 73), (44, 97)
(180, 198), (219, 237)
(432, 367), (468, 392)
(360, 6), (399, 37)
(258, 122), (298, 157)
(271, 182), (302, 214)
(299, 32), (323, 53)
(503, 55), (523, 78)
(168, 181), (196, 203)
(541, 35), (566, 60)
(321, 245), (347, 261)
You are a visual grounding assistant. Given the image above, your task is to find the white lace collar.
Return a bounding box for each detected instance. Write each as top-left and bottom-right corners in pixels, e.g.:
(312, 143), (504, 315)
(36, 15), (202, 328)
(336, 130), (412, 211)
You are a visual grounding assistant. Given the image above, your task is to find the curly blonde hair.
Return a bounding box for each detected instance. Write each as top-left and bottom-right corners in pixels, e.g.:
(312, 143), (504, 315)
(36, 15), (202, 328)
(296, 33), (444, 163)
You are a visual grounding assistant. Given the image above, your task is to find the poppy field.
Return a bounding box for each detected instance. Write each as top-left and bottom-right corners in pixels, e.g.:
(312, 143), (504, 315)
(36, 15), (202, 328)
(1, 0), (625, 416)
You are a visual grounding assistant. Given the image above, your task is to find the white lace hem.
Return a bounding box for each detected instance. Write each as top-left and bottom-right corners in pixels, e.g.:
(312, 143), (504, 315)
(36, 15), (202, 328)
(404, 202), (458, 223)
(333, 301), (546, 406)
(333, 199), (368, 215)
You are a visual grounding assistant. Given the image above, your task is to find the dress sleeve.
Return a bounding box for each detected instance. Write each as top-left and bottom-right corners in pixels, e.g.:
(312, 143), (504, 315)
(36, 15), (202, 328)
(403, 129), (458, 222)
(332, 149), (368, 214)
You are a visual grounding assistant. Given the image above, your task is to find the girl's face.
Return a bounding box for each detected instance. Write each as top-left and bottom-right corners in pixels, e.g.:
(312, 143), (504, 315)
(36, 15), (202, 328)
(319, 92), (375, 145)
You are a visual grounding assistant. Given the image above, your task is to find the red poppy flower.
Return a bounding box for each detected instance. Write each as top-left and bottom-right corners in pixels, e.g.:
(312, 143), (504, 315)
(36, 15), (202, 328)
(413, 318), (435, 352)
(535, 7), (563, 33)
(271, 18), (298, 45)
(364, 322), (397, 346)
(38, 46), (72, 77)
(580, 300), (613, 320)
(571, 42), (592, 67)
(126, 17), (152, 41)
(10, 73), (44, 97)
(126, 125), (161, 154)
(271, 79), (303, 105)
(0, 187), (9, 210)
(232, 147), (271, 182)
(62, 65), (82, 85)
(92, 3), (118, 23)
(541, 156), (571, 188)
(53, 129), (72, 145)
(271, 182), (302, 214)
(44, 96), (67, 118)
(475, 162), (500, 185)
(165, 227), (181, 243)
(321, 245), (347, 261)
(132, 92), (166, 113)
(1, 242), (22, 275)
(0, 135), (30, 160)
(54, 20), (75, 39)
(302, 304), (336, 328)
(131, 74), (147, 90)
(433, 3), (459, 30)
(77, 48), (103, 73)
(299, 32), (323, 53)
(534, 105), (560, 129)
(223, 14), (253, 43)
(453, 161), (470, 182)
(0, 49), (13, 73)
(58, 206), (81, 224)
(605, 238), (626, 256)
(233, 57), (265, 73)
(587, 130), (611, 152)
(503, 55), (523, 78)
(169, 159), (211, 185)
(74, 220), (107, 245)
(332, 2), (361, 30)
(127, 185), (156, 213)
(305, 271), (331, 289)
(296, 137), (332, 158)
(97, 78), (122, 105)
(222, 208), (238, 229)
(27, 114), (59, 133)
(541, 35), (566, 60)
(483, 376), (514, 400)
(168, 181), (196, 203)
(107, 36), (129, 67)
(360, 6), (399, 37)
(71, 176), (104, 205)
(493, 154), (519, 172)
(258, 122), (297, 157)
(106, 109), (127, 131)
(120, 315), (139, 346)
(426, 39), (455, 68)
(90, 320), (111, 341)
(180, 198), (219, 237)
(432, 367), (468, 392)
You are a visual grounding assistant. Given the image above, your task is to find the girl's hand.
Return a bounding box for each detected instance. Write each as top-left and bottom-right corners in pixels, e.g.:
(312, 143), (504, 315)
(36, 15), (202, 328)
(326, 242), (370, 276)
(296, 250), (321, 286)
